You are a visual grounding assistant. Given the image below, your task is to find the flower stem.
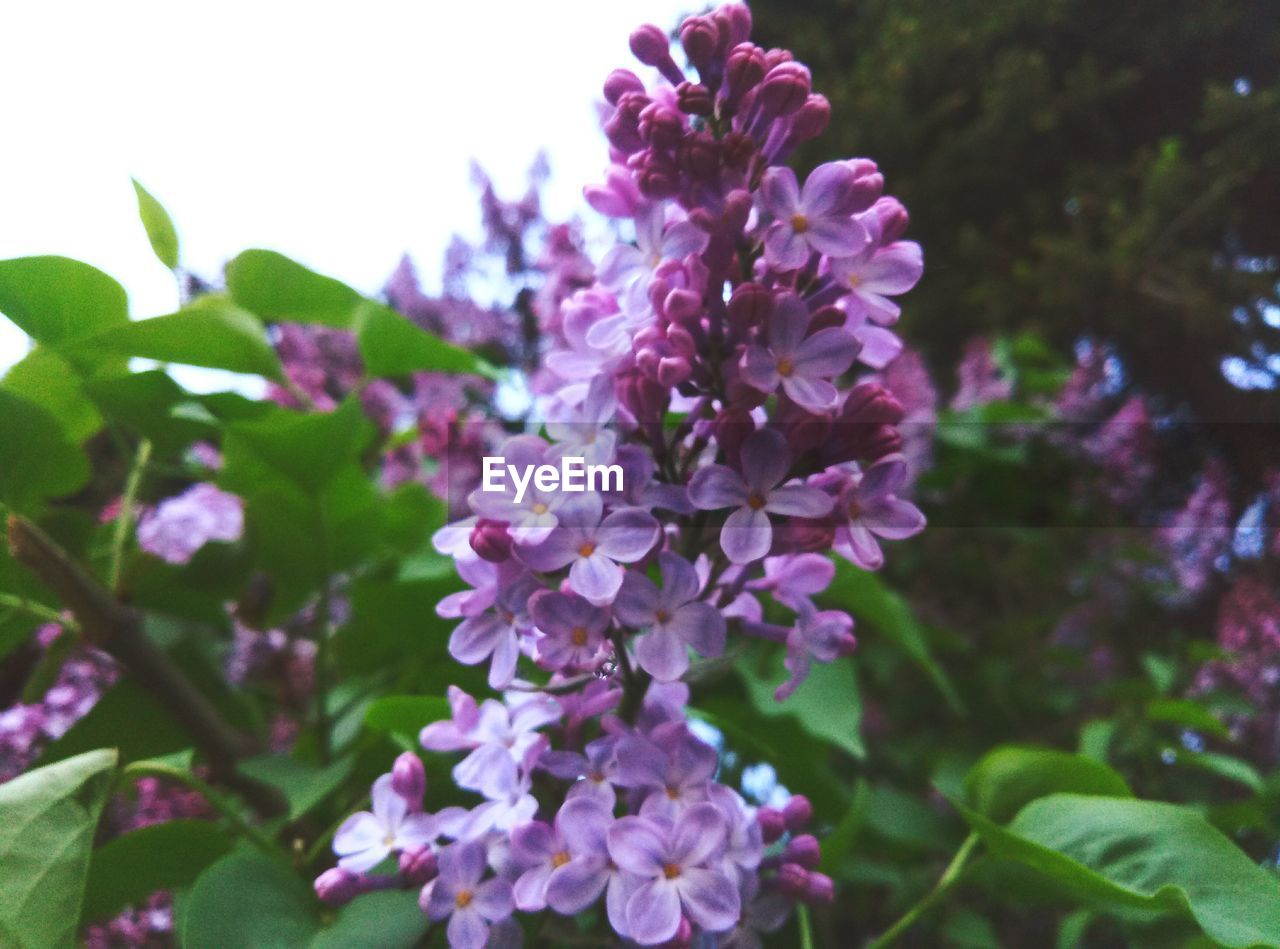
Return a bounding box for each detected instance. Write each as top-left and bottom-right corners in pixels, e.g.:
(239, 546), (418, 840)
(0, 592), (78, 631)
(866, 833), (979, 948)
(109, 438), (151, 593)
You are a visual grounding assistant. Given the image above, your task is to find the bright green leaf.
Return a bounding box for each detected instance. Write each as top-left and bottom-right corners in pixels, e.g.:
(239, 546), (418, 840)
(131, 179), (180, 269)
(738, 649), (865, 759)
(0, 389), (91, 511)
(225, 250), (363, 329)
(963, 745), (1132, 823)
(237, 755), (355, 819)
(311, 890), (428, 948)
(355, 301), (495, 378)
(0, 749), (118, 949)
(0, 256), (129, 347)
(364, 695), (451, 737)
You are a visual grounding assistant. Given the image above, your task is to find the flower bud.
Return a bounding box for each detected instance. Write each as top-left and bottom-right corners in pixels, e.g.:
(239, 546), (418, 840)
(757, 62), (811, 121)
(664, 287), (703, 323)
(630, 24), (685, 86)
(757, 806), (787, 843)
(631, 150), (680, 199)
(872, 196), (910, 243)
(805, 871), (836, 904)
(719, 131), (756, 171)
(315, 867), (360, 905)
(715, 3), (753, 48)
(724, 43), (766, 108)
(675, 81), (714, 116)
(775, 862), (811, 897)
(603, 68), (645, 105)
(670, 915), (694, 948)
(391, 751), (426, 806)
(788, 94), (831, 144)
(677, 132), (719, 180)
(399, 844), (438, 885)
(783, 794), (813, 832)
(470, 518), (513, 563)
(785, 834), (822, 869)
(727, 282), (772, 329)
(638, 102), (684, 149)
(679, 16), (721, 77)
(658, 355), (693, 389)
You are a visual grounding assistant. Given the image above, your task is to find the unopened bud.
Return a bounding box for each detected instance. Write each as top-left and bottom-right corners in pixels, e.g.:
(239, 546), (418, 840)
(785, 834), (822, 869)
(399, 844), (438, 885)
(805, 871), (836, 904)
(676, 81), (714, 116)
(603, 69), (646, 105)
(315, 867), (359, 905)
(470, 518), (513, 563)
(391, 751), (426, 805)
(775, 862), (811, 897)
(758, 62), (811, 120)
(783, 794), (813, 832)
(757, 806), (787, 843)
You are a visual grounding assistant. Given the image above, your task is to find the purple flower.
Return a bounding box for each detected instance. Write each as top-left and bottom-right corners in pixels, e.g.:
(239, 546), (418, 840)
(421, 841), (515, 949)
(540, 735), (622, 807)
(828, 239), (923, 326)
(615, 552), (726, 681)
(748, 554), (835, 612)
(419, 690), (560, 797)
(688, 429), (833, 564)
(759, 163), (870, 270)
(739, 293), (859, 411)
(440, 563), (540, 689)
(332, 774), (436, 873)
(616, 721), (718, 819)
(778, 603), (857, 701)
(606, 803), (740, 944)
(529, 591), (610, 671)
(137, 483), (243, 565)
(468, 435), (567, 545)
(515, 494), (659, 605)
(598, 204), (709, 317)
(833, 454), (926, 570)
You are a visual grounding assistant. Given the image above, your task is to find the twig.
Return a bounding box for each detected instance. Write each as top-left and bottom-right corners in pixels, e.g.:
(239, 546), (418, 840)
(108, 438), (151, 592)
(866, 833), (979, 948)
(6, 513), (287, 817)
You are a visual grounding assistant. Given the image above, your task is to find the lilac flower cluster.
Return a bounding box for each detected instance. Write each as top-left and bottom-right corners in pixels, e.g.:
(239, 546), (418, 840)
(136, 482), (244, 567)
(318, 5), (928, 944)
(0, 623), (117, 782)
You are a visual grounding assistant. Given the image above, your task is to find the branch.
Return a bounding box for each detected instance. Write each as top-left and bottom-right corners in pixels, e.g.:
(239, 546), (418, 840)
(6, 513), (286, 817)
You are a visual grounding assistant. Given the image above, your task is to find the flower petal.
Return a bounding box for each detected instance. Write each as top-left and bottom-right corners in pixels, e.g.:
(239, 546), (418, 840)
(677, 866), (741, 933)
(764, 484), (834, 518)
(570, 552), (624, 605)
(607, 815), (668, 876)
(626, 879), (683, 946)
(546, 854), (610, 915)
(636, 627), (689, 682)
(597, 508), (660, 562)
(688, 465), (749, 511)
(668, 601), (726, 658)
(721, 505), (773, 565)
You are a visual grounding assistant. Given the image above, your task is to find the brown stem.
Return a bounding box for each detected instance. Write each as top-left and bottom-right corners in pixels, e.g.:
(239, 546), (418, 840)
(6, 513), (286, 817)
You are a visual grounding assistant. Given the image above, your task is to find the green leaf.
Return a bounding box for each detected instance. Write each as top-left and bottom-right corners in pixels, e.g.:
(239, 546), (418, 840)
(1146, 698), (1230, 739)
(131, 179), (180, 269)
(355, 301), (496, 378)
(83, 370), (215, 453)
(738, 650), (865, 759)
(0, 389), (91, 511)
(364, 695), (451, 738)
(826, 559), (965, 714)
(222, 397), (373, 495)
(958, 794), (1280, 947)
(1172, 750), (1264, 793)
(81, 820), (232, 925)
(225, 250), (363, 329)
(0, 749), (118, 949)
(237, 755), (355, 819)
(76, 297), (283, 380)
(182, 851), (319, 948)
(963, 745), (1132, 823)
(0, 256), (129, 347)
(311, 890), (428, 948)
(1, 346), (102, 442)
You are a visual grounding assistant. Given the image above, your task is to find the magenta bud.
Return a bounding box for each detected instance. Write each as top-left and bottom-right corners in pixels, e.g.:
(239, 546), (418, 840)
(664, 288), (703, 322)
(724, 43), (766, 106)
(677, 132), (719, 180)
(675, 81), (714, 116)
(399, 844), (438, 885)
(657, 356), (692, 388)
(679, 16), (721, 75)
(727, 282), (772, 328)
(785, 834), (822, 869)
(789, 94), (831, 144)
(758, 61), (811, 119)
(805, 872), (835, 904)
(391, 751), (426, 805)
(775, 862), (811, 898)
(633, 151), (680, 199)
(630, 24), (671, 64)
(470, 518), (512, 563)
(315, 867), (360, 905)
(783, 794), (813, 832)
(638, 103), (684, 149)
(757, 806), (787, 843)
(873, 196), (910, 242)
(715, 3), (753, 47)
(604, 69), (645, 105)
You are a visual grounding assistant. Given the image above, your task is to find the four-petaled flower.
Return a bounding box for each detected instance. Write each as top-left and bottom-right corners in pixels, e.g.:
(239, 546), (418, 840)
(529, 590), (610, 671)
(615, 552), (726, 681)
(759, 162), (870, 270)
(834, 453), (926, 570)
(689, 428), (833, 564)
(332, 774), (436, 873)
(740, 293), (860, 412)
(421, 841), (516, 949)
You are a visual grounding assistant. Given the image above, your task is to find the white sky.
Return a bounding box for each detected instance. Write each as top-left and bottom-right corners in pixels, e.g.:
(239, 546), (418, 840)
(0, 0), (692, 386)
